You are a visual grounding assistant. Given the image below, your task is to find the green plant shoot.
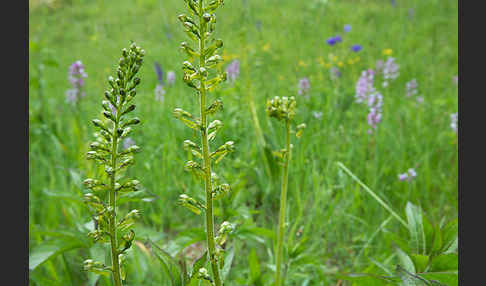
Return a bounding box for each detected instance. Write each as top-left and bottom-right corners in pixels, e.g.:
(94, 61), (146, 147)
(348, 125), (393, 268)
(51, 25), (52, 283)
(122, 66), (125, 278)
(83, 43), (145, 286)
(175, 1), (235, 285)
(266, 96), (306, 286)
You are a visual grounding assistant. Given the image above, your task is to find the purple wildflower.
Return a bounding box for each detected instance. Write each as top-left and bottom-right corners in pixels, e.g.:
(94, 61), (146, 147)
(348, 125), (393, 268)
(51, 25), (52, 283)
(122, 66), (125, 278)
(123, 137), (136, 150)
(399, 173), (408, 181)
(367, 92), (383, 133)
(155, 84), (166, 102)
(344, 24), (352, 33)
(399, 168), (417, 182)
(408, 168), (417, 179)
(154, 62), (164, 84)
(382, 57), (400, 87)
(312, 111), (323, 120)
(453, 75), (458, 85)
(405, 79), (418, 97)
(330, 67), (341, 81)
(298, 77), (311, 95)
(375, 59), (385, 74)
(226, 60), (240, 83)
(351, 44), (362, 52)
(355, 69), (376, 103)
(65, 89), (78, 105)
(326, 37), (337, 46)
(326, 36), (341, 46)
(167, 71), (176, 85)
(450, 112), (458, 132)
(66, 60), (87, 104)
(416, 96), (424, 103)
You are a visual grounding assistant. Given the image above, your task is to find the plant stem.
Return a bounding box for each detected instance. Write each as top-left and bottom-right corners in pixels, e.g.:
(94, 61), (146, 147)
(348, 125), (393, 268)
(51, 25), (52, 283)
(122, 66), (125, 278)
(275, 119), (291, 286)
(198, 1), (223, 285)
(109, 114), (123, 286)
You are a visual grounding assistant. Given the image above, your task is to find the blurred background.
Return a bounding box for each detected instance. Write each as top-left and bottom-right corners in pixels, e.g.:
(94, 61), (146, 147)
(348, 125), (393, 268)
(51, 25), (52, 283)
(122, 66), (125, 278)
(29, 0), (458, 285)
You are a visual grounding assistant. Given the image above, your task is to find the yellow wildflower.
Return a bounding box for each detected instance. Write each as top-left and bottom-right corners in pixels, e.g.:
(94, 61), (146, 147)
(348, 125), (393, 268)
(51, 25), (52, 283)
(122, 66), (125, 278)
(337, 61), (343, 67)
(383, 49), (393, 56)
(263, 43), (271, 52)
(298, 60), (308, 67)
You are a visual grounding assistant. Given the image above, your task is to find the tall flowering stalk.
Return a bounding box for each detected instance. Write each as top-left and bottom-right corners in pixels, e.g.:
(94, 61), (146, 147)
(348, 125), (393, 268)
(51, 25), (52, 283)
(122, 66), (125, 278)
(297, 77), (310, 96)
(381, 57), (400, 87)
(266, 96), (305, 286)
(225, 59), (240, 83)
(82, 43), (145, 286)
(175, 1), (234, 285)
(154, 62), (166, 102)
(66, 60), (88, 105)
(355, 69), (383, 133)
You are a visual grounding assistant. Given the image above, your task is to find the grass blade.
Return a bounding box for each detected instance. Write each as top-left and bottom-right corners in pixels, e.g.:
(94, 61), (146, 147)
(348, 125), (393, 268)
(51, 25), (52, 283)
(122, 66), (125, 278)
(336, 162), (407, 227)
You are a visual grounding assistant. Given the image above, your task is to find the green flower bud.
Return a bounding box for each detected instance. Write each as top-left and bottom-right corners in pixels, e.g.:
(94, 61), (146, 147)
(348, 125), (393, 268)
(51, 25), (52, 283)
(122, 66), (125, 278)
(121, 104), (135, 116)
(108, 76), (115, 88)
(203, 13), (211, 22)
(121, 118), (140, 128)
(92, 119), (110, 133)
(103, 110), (116, 122)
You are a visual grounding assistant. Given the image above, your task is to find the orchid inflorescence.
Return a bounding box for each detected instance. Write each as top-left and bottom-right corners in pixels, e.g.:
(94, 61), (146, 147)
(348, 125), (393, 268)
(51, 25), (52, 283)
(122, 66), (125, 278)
(174, 1), (235, 285)
(82, 43), (145, 286)
(66, 60), (88, 105)
(266, 95), (306, 286)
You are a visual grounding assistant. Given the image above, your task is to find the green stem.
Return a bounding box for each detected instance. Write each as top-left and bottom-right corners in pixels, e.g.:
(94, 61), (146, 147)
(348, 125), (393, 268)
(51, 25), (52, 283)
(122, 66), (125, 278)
(109, 112), (122, 286)
(198, 1), (223, 285)
(275, 119), (291, 286)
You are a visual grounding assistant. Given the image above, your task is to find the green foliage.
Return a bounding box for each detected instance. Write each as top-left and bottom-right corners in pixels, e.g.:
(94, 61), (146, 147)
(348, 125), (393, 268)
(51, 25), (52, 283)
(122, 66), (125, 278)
(338, 202), (458, 286)
(29, 0), (458, 284)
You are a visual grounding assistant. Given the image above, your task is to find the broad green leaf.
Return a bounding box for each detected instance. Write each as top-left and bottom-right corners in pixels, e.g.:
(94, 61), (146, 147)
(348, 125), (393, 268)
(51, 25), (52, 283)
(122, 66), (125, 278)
(431, 224), (443, 256)
(150, 240), (182, 286)
(410, 254), (429, 273)
(405, 202), (426, 255)
(29, 238), (86, 270)
(335, 272), (398, 285)
(249, 248), (262, 285)
(418, 271), (458, 285)
(221, 246), (235, 281)
(191, 251), (208, 279)
(440, 219), (458, 253)
(429, 253), (458, 272)
(395, 247), (416, 274)
(423, 215), (437, 255)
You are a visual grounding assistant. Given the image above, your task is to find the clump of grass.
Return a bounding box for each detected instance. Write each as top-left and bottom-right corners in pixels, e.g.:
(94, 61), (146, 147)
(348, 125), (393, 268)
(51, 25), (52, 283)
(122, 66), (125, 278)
(266, 96), (306, 286)
(174, 0), (235, 285)
(82, 43), (145, 286)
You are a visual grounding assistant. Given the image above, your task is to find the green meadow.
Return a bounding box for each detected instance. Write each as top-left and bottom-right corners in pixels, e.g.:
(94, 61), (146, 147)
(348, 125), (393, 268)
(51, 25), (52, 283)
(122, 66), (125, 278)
(29, 0), (458, 285)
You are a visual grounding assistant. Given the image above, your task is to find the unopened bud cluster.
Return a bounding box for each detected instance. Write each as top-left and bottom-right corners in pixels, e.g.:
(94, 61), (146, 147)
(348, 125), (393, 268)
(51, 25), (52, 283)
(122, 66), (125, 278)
(266, 96), (297, 122)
